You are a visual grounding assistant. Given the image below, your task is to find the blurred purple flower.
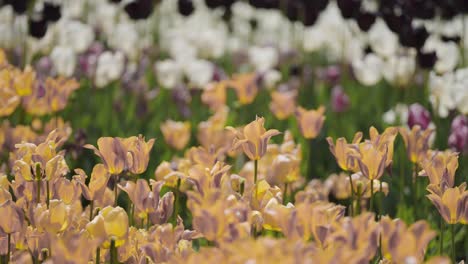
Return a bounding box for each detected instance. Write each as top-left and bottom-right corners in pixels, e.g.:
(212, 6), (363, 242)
(35, 56), (53, 77)
(448, 115), (468, 154)
(331, 85), (350, 113)
(407, 103), (431, 129)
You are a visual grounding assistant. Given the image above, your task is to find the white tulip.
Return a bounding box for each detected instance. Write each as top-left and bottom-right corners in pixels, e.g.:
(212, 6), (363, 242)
(95, 51), (125, 88)
(50, 46), (76, 77)
(352, 53), (383, 86)
(383, 53), (416, 87)
(248, 46), (278, 72)
(155, 59), (182, 89)
(59, 20), (94, 53)
(184, 59), (214, 88)
(368, 18), (398, 58)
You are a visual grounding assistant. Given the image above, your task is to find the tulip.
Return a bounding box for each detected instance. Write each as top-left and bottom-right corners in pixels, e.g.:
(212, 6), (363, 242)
(418, 150), (458, 189)
(331, 86), (350, 113)
(407, 103), (431, 130)
(295, 106), (326, 139)
(86, 206), (129, 248)
(380, 217), (436, 263)
(269, 90), (297, 120)
(125, 135), (155, 174)
(399, 125), (433, 164)
(448, 115), (468, 154)
(160, 120), (191, 151)
(426, 184), (468, 225)
(326, 132), (363, 172)
(228, 117), (280, 162)
(201, 81), (227, 111)
(227, 73), (259, 105)
(34, 200), (69, 234)
(84, 137), (128, 175)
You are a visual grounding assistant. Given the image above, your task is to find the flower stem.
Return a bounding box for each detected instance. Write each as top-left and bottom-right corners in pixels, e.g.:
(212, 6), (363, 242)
(110, 239), (116, 264)
(89, 201), (94, 222)
(451, 224), (456, 262)
(35, 164), (41, 204)
(348, 174), (354, 216)
(6, 233), (10, 264)
(114, 175), (119, 207)
(46, 180), (50, 209)
(95, 247), (100, 264)
(370, 179), (374, 212)
(283, 182), (288, 205)
(439, 218), (444, 255)
(254, 160), (258, 199)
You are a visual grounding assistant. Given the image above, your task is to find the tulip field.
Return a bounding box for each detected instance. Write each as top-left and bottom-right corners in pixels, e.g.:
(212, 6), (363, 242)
(1, 0), (468, 263)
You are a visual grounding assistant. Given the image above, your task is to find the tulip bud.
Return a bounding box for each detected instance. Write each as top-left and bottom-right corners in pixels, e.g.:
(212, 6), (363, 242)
(448, 115), (468, 154)
(407, 103), (431, 129)
(331, 85), (350, 113)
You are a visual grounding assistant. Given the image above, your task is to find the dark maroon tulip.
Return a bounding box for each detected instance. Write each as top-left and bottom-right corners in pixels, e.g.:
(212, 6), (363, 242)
(449, 115), (468, 153)
(407, 103), (431, 129)
(331, 85), (350, 113)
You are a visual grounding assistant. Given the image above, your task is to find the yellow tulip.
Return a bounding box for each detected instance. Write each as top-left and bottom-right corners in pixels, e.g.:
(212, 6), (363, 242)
(161, 120), (191, 151)
(87, 206), (129, 248)
(228, 116), (280, 161)
(326, 132), (363, 172)
(295, 106), (326, 139)
(269, 90), (297, 120)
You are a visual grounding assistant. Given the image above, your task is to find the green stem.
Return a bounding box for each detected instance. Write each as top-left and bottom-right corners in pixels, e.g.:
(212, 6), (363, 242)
(439, 218), (444, 255)
(110, 239), (116, 264)
(254, 160), (258, 199)
(95, 247), (100, 264)
(129, 203), (134, 227)
(307, 138), (314, 180)
(451, 224), (456, 262)
(36, 164), (41, 204)
(348, 174), (354, 217)
(6, 233), (10, 264)
(283, 182), (288, 205)
(370, 179), (374, 212)
(114, 175), (119, 207)
(378, 181), (384, 219)
(46, 180), (50, 209)
(36, 178), (41, 205)
(89, 201), (94, 222)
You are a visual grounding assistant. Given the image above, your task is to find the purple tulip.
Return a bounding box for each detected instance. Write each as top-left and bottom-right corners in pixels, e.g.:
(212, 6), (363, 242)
(407, 103), (431, 129)
(331, 85), (350, 113)
(448, 115), (468, 153)
(325, 65), (341, 84)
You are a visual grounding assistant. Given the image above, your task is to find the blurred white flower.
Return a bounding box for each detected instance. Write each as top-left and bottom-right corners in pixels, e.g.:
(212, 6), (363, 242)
(368, 18), (398, 58)
(383, 104), (408, 125)
(382, 53), (416, 87)
(352, 53), (383, 86)
(428, 71), (456, 118)
(50, 46), (76, 77)
(262, 69), (281, 89)
(184, 59), (214, 88)
(303, 26), (326, 53)
(95, 51), (125, 88)
(59, 20), (95, 53)
(155, 59), (182, 89)
(424, 36), (459, 74)
(248, 46), (278, 72)
(109, 22), (139, 60)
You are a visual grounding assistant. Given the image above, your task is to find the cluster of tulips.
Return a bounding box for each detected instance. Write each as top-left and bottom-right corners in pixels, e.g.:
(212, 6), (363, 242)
(1, 0), (468, 263)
